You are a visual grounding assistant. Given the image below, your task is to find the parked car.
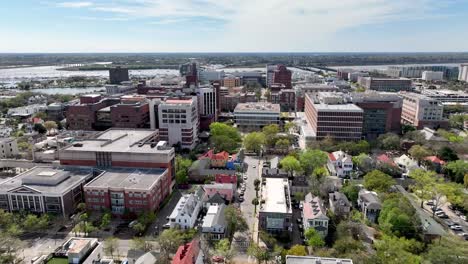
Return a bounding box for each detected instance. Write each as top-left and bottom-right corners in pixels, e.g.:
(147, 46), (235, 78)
(450, 225), (463, 231)
(252, 165), (256, 168)
(426, 201), (434, 206)
(243, 176), (248, 181)
(238, 197), (244, 202)
(436, 213), (449, 219)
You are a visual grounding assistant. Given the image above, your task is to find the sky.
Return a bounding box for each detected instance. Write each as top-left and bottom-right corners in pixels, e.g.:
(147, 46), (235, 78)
(1, 0), (468, 52)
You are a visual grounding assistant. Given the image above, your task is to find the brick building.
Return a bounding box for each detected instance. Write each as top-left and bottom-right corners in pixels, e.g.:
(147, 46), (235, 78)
(172, 240), (202, 264)
(272, 65), (292, 89)
(110, 95), (149, 128)
(84, 168), (170, 216)
(66, 94), (119, 130)
(304, 93), (363, 141)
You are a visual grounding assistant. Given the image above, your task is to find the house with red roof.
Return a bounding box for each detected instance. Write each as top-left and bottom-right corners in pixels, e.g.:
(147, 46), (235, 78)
(376, 154), (397, 167)
(172, 239), (203, 264)
(327, 151), (353, 178)
(302, 193), (329, 237)
(199, 150), (240, 169)
(424, 156), (446, 173)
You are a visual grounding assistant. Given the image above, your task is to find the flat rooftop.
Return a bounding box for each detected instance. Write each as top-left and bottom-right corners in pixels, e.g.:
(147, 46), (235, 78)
(314, 103), (363, 112)
(0, 166), (92, 194)
(234, 103), (280, 113)
(286, 256), (353, 264)
(85, 168), (167, 190)
(62, 129), (173, 154)
(261, 178), (291, 214)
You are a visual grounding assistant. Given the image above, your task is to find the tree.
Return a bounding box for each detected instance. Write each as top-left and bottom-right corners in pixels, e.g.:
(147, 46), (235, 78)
(352, 153), (374, 174)
(374, 235), (423, 264)
(252, 198), (259, 214)
(264, 89), (271, 100)
(280, 155), (301, 177)
(304, 228), (324, 248)
(342, 182), (360, 206)
(43, 120), (58, 134)
(403, 130), (426, 145)
(157, 229), (184, 261)
(224, 205), (248, 239)
(214, 238), (235, 263)
(33, 123), (47, 134)
(104, 237), (119, 259)
(438, 146), (459, 162)
(175, 155), (192, 185)
(333, 237), (365, 256)
(449, 114), (468, 129)
(378, 194), (420, 238)
(377, 133), (401, 150)
(77, 202), (87, 212)
(132, 222), (146, 235)
(286, 245), (307, 256)
(244, 132), (265, 153)
(247, 244), (271, 264)
(444, 160), (468, 184)
(262, 124), (280, 147)
(275, 138), (290, 152)
(131, 237), (154, 252)
(22, 214), (49, 232)
(294, 192), (305, 202)
(423, 235), (468, 264)
(408, 145), (431, 164)
(100, 212), (111, 229)
(0, 233), (23, 264)
(465, 174), (468, 189)
(299, 149), (328, 176)
(363, 170), (396, 193)
(209, 122), (241, 152)
(284, 121), (296, 133)
(409, 169), (436, 208)
(33, 111), (47, 120)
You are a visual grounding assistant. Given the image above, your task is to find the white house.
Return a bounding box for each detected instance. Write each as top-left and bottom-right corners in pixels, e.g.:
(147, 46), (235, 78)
(168, 187), (204, 229)
(302, 193), (329, 237)
(201, 204), (227, 241)
(394, 154), (419, 173)
(327, 151), (353, 178)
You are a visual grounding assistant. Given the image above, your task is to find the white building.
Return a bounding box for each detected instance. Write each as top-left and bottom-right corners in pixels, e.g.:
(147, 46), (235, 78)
(7, 104), (47, 118)
(201, 204), (227, 241)
(421, 71), (444, 81)
(0, 138), (18, 159)
(348, 71), (369, 82)
(199, 70), (225, 83)
(158, 97), (199, 150)
(234, 102), (280, 130)
(401, 92), (444, 129)
(327, 151), (353, 178)
(302, 193), (329, 237)
(105, 81), (135, 95)
(422, 89), (468, 103)
(198, 86), (217, 117)
(168, 187), (204, 229)
(459, 63), (468, 82)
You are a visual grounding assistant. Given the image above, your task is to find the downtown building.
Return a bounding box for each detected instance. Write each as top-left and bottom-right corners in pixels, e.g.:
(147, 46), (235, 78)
(109, 66), (130, 85)
(271, 64), (292, 89)
(66, 94), (120, 130)
(158, 97), (199, 150)
(458, 63), (468, 82)
(304, 93), (364, 141)
(234, 102), (280, 130)
(386, 65), (459, 80)
(348, 91), (402, 139)
(401, 92), (448, 129)
(358, 77), (412, 92)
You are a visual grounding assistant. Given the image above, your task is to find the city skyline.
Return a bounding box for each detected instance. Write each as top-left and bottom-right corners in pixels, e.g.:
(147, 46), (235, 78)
(1, 0), (468, 53)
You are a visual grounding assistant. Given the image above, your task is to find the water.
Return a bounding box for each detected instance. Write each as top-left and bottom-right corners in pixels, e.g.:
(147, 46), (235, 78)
(329, 62), (463, 71)
(8, 87), (105, 95)
(0, 65), (179, 85)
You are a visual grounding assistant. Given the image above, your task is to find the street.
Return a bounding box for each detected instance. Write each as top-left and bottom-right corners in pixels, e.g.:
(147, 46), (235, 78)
(240, 156), (262, 241)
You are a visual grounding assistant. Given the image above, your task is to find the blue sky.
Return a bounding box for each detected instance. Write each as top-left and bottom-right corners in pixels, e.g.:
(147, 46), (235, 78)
(1, 0), (468, 52)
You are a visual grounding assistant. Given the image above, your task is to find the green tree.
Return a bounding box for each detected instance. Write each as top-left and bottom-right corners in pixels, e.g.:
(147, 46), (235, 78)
(225, 205), (248, 239)
(104, 237), (119, 259)
(33, 111), (47, 120)
(299, 149), (328, 176)
(131, 236), (154, 252)
(100, 213), (111, 229)
(33, 123), (47, 134)
(304, 228), (325, 248)
(286, 245), (307, 256)
(444, 160), (468, 183)
(342, 182), (360, 206)
(215, 238), (235, 263)
(252, 198), (259, 214)
(244, 132), (266, 153)
(247, 244), (271, 264)
(408, 145), (431, 164)
(262, 124), (280, 147)
(294, 192), (305, 202)
(77, 202), (87, 212)
(157, 229), (184, 261)
(409, 169), (436, 208)
(0, 233), (23, 264)
(333, 237), (365, 256)
(423, 235), (468, 264)
(284, 121), (296, 133)
(374, 235), (423, 264)
(44, 120), (58, 134)
(377, 133), (401, 150)
(209, 122), (241, 152)
(438, 146), (458, 162)
(363, 170), (396, 193)
(280, 155), (301, 177)
(275, 138), (290, 152)
(403, 130), (426, 145)
(175, 155), (192, 185)
(449, 114), (468, 129)
(378, 194), (420, 238)
(352, 153), (374, 173)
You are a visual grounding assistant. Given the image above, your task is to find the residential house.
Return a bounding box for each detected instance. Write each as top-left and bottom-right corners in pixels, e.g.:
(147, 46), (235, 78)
(168, 187), (205, 229)
(259, 178), (293, 236)
(203, 183), (235, 202)
(329, 191), (351, 217)
(215, 174), (237, 188)
(376, 154), (397, 168)
(199, 150), (241, 170)
(424, 156), (446, 173)
(327, 151), (353, 178)
(358, 189), (381, 223)
(188, 159), (236, 183)
(394, 154), (419, 173)
(303, 193), (329, 237)
(172, 239), (203, 264)
(201, 204), (227, 241)
(204, 193), (227, 208)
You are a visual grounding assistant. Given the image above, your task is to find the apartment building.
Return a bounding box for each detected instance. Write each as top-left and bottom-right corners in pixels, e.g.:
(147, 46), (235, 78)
(84, 168), (170, 216)
(201, 204), (227, 241)
(0, 138), (18, 159)
(168, 187), (205, 229)
(304, 93), (363, 141)
(401, 92), (446, 129)
(234, 102), (280, 130)
(223, 75), (242, 88)
(158, 97), (199, 150)
(59, 129), (176, 184)
(387, 65), (459, 80)
(421, 89), (468, 103)
(349, 91), (402, 139)
(459, 64), (468, 82)
(358, 77), (412, 92)
(259, 178), (292, 236)
(0, 167), (94, 217)
(421, 71), (444, 81)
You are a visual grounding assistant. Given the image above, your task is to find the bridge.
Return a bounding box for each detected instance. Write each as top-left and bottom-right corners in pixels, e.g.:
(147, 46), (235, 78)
(294, 66), (338, 73)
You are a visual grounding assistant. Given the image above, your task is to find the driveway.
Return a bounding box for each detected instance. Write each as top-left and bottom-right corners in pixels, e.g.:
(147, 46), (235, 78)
(145, 189), (182, 237)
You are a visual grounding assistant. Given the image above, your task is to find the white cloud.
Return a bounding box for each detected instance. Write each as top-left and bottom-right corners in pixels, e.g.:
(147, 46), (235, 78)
(57, 1), (93, 8)
(149, 18), (189, 25)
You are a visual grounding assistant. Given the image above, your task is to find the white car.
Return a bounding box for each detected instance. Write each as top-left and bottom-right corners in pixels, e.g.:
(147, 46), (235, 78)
(243, 176), (248, 181)
(450, 225), (463, 231)
(252, 165), (256, 168)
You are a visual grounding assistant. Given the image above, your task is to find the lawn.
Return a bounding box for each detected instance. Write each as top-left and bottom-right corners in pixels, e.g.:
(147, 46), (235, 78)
(47, 257), (68, 264)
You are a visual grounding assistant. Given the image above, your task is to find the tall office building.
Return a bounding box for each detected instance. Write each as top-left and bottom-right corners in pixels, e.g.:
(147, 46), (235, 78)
(109, 67), (130, 85)
(158, 97), (199, 150)
(273, 65), (292, 89)
(401, 92), (447, 129)
(459, 64), (468, 82)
